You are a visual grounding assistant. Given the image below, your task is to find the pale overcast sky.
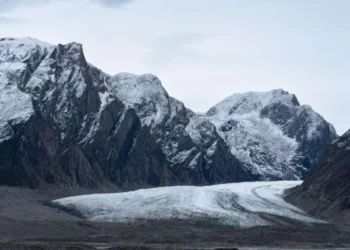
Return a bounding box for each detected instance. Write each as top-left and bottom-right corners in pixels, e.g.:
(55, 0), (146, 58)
(1, 0), (349, 134)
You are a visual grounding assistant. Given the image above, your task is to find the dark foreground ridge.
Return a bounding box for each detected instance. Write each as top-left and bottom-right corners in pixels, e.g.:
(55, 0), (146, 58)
(287, 129), (350, 225)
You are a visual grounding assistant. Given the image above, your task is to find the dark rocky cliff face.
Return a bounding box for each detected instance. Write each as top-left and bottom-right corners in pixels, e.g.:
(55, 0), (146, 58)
(0, 39), (168, 188)
(261, 100), (337, 178)
(0, 38), (251, 189)
(287, 129), (350, 223)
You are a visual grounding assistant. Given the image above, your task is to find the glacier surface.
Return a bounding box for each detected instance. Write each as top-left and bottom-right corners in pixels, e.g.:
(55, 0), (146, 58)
(53, 181), (324, 228)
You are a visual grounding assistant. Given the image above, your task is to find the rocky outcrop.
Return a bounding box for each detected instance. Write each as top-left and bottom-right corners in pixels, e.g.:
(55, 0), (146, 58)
(286, 129), (350, 223)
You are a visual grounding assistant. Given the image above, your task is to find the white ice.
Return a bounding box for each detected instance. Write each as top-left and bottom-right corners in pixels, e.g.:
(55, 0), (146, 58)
(53, 181), (324, 228)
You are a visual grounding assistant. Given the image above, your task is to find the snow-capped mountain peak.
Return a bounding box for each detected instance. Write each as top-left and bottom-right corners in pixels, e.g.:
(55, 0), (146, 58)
(206, 89), (299, 117)
(0, 37), (53, 64)
(204, 89), (337, 180)
(107, 72), (170, 127)
(0, 38), (52, 143)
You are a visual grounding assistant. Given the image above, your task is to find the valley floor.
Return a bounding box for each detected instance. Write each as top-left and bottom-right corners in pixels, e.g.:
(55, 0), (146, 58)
(1, 184), (350, 250)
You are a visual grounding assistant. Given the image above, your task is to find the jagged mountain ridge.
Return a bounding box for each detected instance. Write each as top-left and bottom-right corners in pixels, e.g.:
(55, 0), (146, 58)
(88, 67), (336, 181)
(89, 68), (252, 184)
(0, 37), (250, 188)
(0, 37), (336, 188)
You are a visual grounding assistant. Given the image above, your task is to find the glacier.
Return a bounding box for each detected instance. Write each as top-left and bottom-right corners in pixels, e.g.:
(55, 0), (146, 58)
(53, 181), (324, 228)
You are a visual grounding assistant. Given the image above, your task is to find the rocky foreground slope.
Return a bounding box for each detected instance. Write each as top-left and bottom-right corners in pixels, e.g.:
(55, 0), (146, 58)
(287, 129), (350, 223)
(0, 37), (337, 188)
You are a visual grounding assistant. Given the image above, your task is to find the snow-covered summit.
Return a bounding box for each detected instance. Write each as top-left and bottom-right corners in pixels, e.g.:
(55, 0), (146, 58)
(107, 72), (170, 127)
(207, 89), (299, 117)
(204, 89), (337, 180)
(0, 38), (51, 143)
(0, 37), (53, 64)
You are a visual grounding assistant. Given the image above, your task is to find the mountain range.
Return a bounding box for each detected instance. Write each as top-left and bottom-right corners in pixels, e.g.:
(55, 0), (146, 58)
(0, 37), (337, 189)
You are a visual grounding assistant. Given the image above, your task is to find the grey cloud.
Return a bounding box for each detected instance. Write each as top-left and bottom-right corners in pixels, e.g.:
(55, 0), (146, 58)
(143, 33), (207, 69)
(98, 0), (134, 8)
(0, 0), (49, 25)
(0, 0), (55, 13)
(0, 16), (22, 24)
(0, 0), (134, 14)
(0, 0), (25, 13)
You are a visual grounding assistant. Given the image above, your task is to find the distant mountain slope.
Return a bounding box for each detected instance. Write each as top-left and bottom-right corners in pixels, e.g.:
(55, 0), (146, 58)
(205, 90), (337, 180)
(287, 129), (350, 223)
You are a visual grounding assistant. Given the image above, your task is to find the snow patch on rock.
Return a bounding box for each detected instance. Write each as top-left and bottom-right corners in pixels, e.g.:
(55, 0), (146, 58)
(107, 73), (170, 128)
(0, 51), (36, 142)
